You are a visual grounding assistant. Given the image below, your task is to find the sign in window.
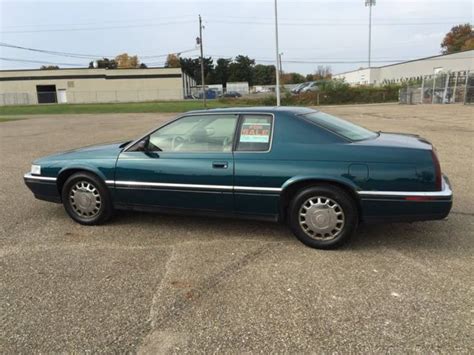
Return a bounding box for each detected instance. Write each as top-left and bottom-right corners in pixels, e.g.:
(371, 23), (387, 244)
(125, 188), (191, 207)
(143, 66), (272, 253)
(237, 115), (273, 151)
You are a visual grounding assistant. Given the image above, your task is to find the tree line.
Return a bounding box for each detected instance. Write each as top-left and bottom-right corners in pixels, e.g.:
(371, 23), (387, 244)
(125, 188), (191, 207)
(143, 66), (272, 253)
(166, 54), (332, 87)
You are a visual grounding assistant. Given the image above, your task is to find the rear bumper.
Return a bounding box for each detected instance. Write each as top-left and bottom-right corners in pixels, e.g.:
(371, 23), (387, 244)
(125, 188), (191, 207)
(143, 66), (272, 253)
(24, 173), (61, 203)
(358, 175), (453, 224)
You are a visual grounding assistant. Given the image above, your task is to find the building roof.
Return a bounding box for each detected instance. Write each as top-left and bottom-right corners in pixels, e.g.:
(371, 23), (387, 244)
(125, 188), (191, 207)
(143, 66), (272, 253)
(334, 49), (474, 76)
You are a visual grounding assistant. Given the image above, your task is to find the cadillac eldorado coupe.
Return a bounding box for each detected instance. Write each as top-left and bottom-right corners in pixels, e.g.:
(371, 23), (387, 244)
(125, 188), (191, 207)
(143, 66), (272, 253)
(24, 107), (452, 249)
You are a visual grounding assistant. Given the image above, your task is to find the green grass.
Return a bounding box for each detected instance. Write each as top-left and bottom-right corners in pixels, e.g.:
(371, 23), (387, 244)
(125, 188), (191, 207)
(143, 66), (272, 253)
(0, 116), (29, 122)
(0, 100), (246, 116)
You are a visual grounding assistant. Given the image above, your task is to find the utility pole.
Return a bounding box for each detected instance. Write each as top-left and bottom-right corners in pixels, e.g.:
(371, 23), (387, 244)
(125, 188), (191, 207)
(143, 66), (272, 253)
(198, 15), (206, 108)
(274, 0), (281, 106)
(365, 0), (376, 68)
(279, 53), (283, 76)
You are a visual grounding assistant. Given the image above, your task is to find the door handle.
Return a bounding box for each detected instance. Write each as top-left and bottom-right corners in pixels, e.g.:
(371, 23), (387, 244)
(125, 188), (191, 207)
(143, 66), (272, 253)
(212, 161), (228, 169)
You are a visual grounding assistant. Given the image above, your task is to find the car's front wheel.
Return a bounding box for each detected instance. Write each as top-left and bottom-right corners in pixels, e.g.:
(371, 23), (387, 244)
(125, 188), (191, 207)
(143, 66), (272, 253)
(288, 185), (358, 249)
(61, 172), (113, 225)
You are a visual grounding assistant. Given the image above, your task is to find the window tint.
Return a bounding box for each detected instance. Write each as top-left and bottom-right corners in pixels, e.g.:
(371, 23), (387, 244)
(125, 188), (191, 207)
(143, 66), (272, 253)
(302, 111), (378, 141)
(148, 114), (238, 152)
(236, 115), (273, 151)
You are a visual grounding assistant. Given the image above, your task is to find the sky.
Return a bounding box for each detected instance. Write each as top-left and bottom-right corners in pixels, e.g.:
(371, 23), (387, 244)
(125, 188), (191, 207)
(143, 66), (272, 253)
(0, 0), (472, 75)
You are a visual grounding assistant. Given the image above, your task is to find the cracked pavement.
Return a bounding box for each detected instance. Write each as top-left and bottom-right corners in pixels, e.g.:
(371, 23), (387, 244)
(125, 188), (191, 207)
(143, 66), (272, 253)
(1, 104), (473, 352)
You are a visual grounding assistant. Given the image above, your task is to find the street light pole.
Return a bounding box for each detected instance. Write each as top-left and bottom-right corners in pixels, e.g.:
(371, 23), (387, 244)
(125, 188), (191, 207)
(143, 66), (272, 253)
(274, 0), (281, 106)
(198, 14), (206, 108)
(365, 0), (376, 68)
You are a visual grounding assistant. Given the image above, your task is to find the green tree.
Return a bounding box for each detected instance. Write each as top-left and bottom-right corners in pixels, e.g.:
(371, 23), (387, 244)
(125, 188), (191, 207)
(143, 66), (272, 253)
(253, 64), (276, 85)
(40, 65), (59, 70)
(179, 57), (214, 84)
(89, 58), (117, 69)
(441, 23), (473, 54)
(213, 58), (232, 87)
(229, 55), (255, 85)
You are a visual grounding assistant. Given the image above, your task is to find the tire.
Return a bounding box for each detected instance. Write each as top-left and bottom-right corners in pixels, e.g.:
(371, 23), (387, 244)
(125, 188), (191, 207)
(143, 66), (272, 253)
(61, 172), (113, 225)
(288, 185), (358, 249)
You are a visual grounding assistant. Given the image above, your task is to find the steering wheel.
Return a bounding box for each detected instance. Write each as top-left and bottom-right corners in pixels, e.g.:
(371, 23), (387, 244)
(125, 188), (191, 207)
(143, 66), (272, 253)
(171, 136), (185, 150)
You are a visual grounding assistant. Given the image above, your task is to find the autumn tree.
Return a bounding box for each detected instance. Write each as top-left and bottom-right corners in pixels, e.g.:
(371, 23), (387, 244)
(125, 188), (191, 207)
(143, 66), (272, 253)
(165, 54), (181, 68)
(313, 65), (332, 80)
(115, 53), (140, 68)
(441, 23), (474, 54)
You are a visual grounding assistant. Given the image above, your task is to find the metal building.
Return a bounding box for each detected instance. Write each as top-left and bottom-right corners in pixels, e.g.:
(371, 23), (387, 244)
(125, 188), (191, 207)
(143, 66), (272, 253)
(333, 50), (474, 86)
(0, 67), (196, 105)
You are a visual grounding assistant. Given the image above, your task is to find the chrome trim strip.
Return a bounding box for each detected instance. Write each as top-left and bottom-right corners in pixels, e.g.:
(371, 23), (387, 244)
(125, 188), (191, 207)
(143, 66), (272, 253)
(24, 173), (57, 182)
(112, 180), (282, 192)
(114, 180), (234, 191)
(234, 186), (282, 192)
(105, 180), (114, 185)
(358, 177), (452, 198)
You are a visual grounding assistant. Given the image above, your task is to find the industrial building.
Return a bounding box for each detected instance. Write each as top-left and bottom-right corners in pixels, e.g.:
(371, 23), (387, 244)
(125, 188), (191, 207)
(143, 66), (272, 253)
(0, 67), (196, 105)
(334, 50), (474, 86)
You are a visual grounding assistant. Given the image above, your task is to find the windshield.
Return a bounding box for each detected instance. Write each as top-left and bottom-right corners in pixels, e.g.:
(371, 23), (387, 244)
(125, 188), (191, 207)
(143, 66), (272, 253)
(301, 111), (378, 141)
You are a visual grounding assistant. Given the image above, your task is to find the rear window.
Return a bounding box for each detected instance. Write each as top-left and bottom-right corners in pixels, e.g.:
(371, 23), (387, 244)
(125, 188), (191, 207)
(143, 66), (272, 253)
(301, 111), (378, 141)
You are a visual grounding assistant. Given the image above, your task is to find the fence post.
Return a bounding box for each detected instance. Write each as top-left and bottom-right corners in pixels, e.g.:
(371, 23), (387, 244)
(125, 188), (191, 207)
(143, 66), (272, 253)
(442, 73), (449, 104)
(463, 70), (470, 104)
(453, 72), (459, 103)
(431, 75), (436, 104)
(317, 92), (320, 105)
(420, 75), (425, 104)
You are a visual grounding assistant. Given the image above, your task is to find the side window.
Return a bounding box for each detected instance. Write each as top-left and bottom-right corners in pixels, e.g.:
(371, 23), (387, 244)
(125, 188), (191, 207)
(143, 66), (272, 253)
(236, 115), (273, 152)
(147, 114), (238, 152)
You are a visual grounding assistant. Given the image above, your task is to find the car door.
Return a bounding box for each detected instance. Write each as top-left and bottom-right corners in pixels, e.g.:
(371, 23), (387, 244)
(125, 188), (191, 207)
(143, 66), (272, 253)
(114, 113), (238, 212)
(233, 114), (280, 218)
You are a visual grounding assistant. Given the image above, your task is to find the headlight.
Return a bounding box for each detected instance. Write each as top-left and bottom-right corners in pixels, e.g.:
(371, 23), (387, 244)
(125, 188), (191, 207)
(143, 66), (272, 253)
(31, 164), (41, 175)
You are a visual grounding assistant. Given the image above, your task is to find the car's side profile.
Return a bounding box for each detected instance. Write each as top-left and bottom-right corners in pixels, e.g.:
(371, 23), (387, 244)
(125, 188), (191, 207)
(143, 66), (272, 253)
(24, 107), (452, 249)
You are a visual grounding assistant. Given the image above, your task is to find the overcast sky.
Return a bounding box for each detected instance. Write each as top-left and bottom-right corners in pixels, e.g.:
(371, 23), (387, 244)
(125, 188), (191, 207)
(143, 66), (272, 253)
(0, 0), (472, 74)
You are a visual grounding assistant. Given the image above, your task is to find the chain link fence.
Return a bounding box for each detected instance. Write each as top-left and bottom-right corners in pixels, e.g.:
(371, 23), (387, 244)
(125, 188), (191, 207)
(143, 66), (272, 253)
(400, 71), (473, 104)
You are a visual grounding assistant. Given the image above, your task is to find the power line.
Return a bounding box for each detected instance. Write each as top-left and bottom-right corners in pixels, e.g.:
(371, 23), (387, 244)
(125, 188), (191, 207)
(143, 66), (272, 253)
(0, 57), (85, 66)
(0, 20), (195, 34)
(0, 42), (197, 61)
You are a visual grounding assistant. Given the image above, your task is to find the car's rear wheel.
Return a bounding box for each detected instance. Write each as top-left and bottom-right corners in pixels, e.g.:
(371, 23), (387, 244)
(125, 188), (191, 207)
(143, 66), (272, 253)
(288, 185), (358, 249)
(61, 172), (113, 225)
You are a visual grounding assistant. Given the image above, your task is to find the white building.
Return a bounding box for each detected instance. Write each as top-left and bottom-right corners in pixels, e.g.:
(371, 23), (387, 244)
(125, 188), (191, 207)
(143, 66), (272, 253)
(334, 50), (474, 86)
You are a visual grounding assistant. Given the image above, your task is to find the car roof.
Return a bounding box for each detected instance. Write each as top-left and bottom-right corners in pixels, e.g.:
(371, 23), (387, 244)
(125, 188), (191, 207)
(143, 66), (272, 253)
(187, 106), (316, 115)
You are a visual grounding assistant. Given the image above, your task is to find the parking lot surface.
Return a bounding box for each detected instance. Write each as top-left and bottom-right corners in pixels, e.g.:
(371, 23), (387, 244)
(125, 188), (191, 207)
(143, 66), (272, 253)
(1, 104), (473, 353)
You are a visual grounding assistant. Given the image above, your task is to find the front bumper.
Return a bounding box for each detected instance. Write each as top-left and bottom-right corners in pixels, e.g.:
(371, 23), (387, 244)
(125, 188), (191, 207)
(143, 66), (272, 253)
(359, 175), (453, 223)
(24, 173), (61, 203)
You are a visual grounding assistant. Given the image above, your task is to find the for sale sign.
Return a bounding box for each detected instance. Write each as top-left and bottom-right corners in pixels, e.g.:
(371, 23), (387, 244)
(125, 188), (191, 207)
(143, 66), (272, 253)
(240, 122), (271, 143)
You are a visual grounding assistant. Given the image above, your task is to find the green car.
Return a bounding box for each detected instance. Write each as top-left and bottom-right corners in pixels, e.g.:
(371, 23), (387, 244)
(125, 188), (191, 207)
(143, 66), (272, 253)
(24, 107), (452, 249)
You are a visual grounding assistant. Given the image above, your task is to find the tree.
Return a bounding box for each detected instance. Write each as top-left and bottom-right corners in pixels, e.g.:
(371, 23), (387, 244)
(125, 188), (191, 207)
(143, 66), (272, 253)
(89, 58), (117, 69)
(281, 72), (305, 84)
(313, 65), (332, 80)
(139, 63), (148, 69)
(165, 54), (181, 68)
(253, 64), (275, 85)
(213, 58), (231, 87)
(115, 53), (140, 68)
(40, 65), (59, 70)
(441, 23), (473, 54)
(179, 57), (214, 85)
(229, 55), (255, 85)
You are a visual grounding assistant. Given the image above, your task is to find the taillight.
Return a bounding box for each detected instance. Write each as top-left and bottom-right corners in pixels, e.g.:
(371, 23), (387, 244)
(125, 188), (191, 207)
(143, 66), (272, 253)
(431, 149), (442, 191)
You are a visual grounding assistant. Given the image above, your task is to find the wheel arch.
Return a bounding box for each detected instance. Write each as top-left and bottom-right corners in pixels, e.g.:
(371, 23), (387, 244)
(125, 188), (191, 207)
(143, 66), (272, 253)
(56, 166), (109, 197)
(279, 177), (362, 222)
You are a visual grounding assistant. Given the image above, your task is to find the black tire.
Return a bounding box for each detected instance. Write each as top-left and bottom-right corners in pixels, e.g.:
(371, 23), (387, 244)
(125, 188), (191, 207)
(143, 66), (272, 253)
(61, 172), (113, 225)
(288, 185), (358, 249)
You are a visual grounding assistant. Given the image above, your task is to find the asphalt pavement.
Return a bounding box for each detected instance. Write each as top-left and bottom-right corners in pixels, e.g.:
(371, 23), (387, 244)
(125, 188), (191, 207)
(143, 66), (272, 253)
(1, 104), (472, 353)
